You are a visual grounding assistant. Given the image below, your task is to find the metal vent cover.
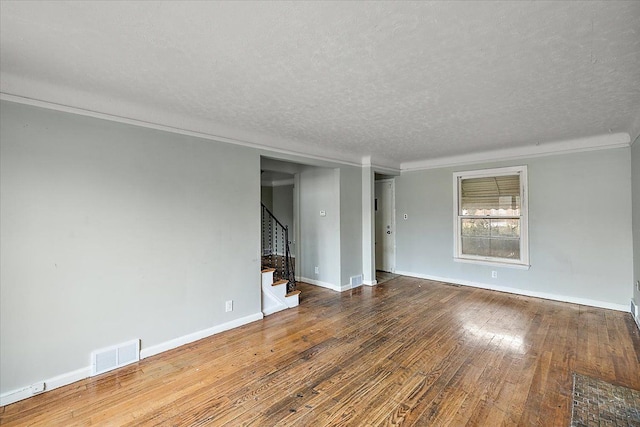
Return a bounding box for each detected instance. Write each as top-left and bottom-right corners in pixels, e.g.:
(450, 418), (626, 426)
(91, 339), (140, 376)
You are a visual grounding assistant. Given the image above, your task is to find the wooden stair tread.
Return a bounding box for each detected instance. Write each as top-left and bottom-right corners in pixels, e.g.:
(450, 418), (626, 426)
(272, 279), (288, 286)
(261, 268), (276, 273)
(285, 290), (301, 297)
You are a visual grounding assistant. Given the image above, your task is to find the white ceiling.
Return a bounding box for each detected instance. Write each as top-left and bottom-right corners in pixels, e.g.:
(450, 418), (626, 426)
(1, 1), (639, 169)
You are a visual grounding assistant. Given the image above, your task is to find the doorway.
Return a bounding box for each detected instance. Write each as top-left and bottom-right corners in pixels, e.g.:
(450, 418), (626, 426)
(375, 179), (395, 273)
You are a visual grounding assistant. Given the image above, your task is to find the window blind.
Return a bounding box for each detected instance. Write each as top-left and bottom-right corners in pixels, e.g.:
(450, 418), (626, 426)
(460, 174), (520, 215)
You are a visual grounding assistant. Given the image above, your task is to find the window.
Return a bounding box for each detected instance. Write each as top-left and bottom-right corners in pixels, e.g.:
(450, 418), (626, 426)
(453, 166), (529, 267)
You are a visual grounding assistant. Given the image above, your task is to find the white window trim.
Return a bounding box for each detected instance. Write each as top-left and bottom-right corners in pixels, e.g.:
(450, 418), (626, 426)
(453, 165), (530, 269)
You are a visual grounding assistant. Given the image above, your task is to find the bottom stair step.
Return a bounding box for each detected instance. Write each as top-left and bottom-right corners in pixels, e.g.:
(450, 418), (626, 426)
(286, 290), (301, 297)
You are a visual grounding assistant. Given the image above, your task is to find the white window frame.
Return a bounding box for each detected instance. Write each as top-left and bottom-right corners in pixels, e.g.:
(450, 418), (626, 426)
(453, 165), (529, 269)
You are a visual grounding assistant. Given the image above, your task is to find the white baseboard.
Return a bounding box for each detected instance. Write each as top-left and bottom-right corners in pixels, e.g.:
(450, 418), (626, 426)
(1, 312), (264, 407)
(1, 366), (91, 407)
(363, 280), (378, 286)
(632, 299), (640, 331)
(140, 312), (264, 359)
(262, 304), (287, 316)
(394, 270), (629, 312)
(300, 277), (354, 292)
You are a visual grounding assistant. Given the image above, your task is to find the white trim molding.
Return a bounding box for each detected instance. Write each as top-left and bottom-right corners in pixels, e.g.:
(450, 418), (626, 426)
(0, 312), (263, 407)
(632, 299), (640, 331)
(2, 93), (632, 173)
(394, 270), (629, 312)
(0, 366), (91, 407)
(300, 277), (355, 292)
(453, 165), (529, 268)
(269, 178), (295, 187)
(0, 92), (363, 168)
(361, 155), (401, 175)
(402, 133), (631, 171)
(453, 258), (530, 270)
(140, 312), (263, 359)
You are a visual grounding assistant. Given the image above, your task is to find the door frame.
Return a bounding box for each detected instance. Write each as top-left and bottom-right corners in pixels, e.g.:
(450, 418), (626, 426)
(293, 172), (301, 280)
(375, 178), (396, 273)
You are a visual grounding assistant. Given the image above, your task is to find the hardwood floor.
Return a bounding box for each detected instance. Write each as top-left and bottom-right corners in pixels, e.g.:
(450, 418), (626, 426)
(2, 276), (639, 426)
(375, 270), (400, 285)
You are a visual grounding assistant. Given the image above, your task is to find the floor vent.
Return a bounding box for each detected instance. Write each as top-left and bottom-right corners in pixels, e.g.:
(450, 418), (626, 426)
(91, 339), (140, 376)
(350, 274), (363, 287)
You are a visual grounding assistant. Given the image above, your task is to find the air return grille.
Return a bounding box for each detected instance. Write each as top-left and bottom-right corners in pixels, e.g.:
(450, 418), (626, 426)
(91, 339), (140, 376)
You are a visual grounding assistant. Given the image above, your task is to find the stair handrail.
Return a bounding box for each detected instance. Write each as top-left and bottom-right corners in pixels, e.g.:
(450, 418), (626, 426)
(261, 203), (296, 294)
(261, 203), (287, 230)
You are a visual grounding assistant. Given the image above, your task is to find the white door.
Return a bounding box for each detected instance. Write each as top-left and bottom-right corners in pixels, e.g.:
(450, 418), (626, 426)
(375, 180), (395, 272)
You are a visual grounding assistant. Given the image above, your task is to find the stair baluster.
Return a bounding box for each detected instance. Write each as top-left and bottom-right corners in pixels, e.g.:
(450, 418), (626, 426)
(261, 203), (296, 294)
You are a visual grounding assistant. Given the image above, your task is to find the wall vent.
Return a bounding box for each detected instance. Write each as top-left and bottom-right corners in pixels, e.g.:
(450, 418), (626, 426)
(91, 339), (140, 376)
(350, 274), (363, 287)
(632, 299), (639, 318)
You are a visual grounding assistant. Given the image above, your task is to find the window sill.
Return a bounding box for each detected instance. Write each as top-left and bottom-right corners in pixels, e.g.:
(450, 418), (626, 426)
(454, 257), (531, 270)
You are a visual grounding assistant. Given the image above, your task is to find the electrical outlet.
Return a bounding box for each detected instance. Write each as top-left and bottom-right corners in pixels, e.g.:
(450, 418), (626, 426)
(225, 300), (233, 312)
(637, 281), (640, 292)
(315, 266), (319, 274)
(491, 271), (497, 279)
(31, 382), (45, 394)
(403, 214), (408, 220)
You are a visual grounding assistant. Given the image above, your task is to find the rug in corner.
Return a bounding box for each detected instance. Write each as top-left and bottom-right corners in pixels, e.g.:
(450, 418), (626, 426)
(571, 373), (640, 427)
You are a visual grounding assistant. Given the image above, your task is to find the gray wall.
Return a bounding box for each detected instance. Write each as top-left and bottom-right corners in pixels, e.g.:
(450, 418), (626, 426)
(272, 184), (294, 255)
(395, 148), (633, 307)
(297, 165), (363, 289)
(260, 185), (273, 254)
(272, 184), (294, 238)
(633, 141), (640, 309)
(0, 101), (261, 394)
(2, 97), (635, 399)
(339, 165), (363, 286)
(298, 166), (341, 286)
(261, 186), (273, 211)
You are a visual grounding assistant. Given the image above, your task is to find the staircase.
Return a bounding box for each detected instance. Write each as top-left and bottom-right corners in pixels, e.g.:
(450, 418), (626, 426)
(261, 268), (300, 315)
(261, 203), (299, 315)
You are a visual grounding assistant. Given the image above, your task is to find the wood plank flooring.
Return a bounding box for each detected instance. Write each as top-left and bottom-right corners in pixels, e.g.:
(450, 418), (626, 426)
(2, 276), (639, 426)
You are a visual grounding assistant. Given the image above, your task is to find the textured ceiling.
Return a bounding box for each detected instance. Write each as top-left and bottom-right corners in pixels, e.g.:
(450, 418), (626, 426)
(1, 1), (639, 167)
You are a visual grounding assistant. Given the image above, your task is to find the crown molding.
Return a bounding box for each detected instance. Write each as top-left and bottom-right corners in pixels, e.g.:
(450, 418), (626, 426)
(261, 178), (295, 187)
(0, 92), (363, 168)
(270, 178), (295, 187)
(401, 132), (631, 171)
(361, 155), (400, 175)
(2, 93), (633, 173)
